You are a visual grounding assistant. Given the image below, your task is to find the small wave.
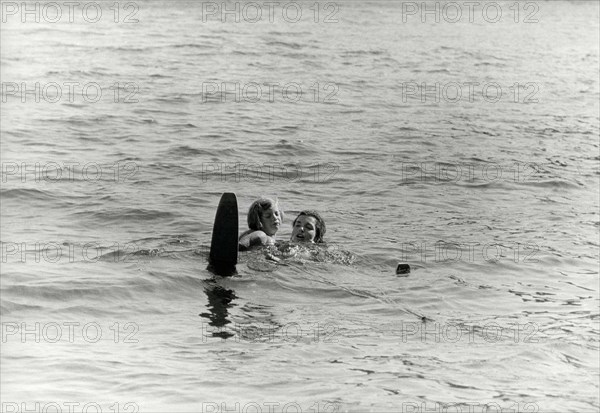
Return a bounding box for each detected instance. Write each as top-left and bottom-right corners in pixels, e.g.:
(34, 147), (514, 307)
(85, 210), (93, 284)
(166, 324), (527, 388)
(519, 179), (581, 189)
(265, 41), (304, 49)
(68, 69), (110, 77)
(267, 31), (312, 36)
(151, 96), (190, 104)
(0, 188), (58, 202)
(0, 300), (45, 315)
(475, 62), (507, 68)
(71, 207), (178, 223)
(231, 50), (262, 56)
(341, 50), (386, 56)
(254, 243), (357, 266)
(171, 43), (215, 50)
(426, 68), (452, 74)
(3, 284), (134, 302)
(99, 46), (150, 52)
(168, 145), (214, 157)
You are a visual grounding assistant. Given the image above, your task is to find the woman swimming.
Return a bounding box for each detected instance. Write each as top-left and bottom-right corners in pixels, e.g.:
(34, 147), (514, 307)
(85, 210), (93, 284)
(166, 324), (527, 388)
(238, 197), (284, 250)
(260, 209), (327, 263)
(290, 210), (326, 243)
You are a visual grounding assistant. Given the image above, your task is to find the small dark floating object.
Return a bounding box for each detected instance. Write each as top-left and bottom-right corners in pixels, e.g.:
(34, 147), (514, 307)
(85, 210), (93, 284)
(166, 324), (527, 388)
(396, 263), (411, 275)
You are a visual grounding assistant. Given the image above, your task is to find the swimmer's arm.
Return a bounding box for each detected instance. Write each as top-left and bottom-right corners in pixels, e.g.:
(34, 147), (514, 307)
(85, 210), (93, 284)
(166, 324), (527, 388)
(239, 231), (274, 249)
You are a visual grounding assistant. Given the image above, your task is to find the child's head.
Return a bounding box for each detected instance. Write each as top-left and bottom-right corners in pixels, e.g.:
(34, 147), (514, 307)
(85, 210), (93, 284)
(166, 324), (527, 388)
(247, 198), (284, 237)
(290, 210), (326, 243)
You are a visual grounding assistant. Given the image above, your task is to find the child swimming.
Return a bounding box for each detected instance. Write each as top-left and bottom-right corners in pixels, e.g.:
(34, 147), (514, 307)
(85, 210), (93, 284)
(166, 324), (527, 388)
(290, 210), (326, 243)
(238, 197), (284, 250)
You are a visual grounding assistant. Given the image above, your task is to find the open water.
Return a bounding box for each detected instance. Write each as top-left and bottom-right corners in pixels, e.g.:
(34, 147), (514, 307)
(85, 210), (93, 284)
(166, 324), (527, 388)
(1, 1), (599, 412)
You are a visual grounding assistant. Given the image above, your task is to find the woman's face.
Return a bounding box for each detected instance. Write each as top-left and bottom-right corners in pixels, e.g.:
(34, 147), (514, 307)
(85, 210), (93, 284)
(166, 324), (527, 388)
(260, 207), (281, 236)
(290, 215), (318, 243)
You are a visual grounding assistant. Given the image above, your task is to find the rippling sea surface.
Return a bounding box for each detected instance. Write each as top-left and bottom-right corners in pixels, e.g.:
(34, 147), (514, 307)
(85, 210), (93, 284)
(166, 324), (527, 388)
(1, 1), (599, 412)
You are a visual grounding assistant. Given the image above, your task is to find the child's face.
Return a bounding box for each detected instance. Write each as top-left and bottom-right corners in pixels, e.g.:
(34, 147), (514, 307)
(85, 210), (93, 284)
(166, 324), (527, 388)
(260, 207), (281, 236)
(291, 215), (318, 243)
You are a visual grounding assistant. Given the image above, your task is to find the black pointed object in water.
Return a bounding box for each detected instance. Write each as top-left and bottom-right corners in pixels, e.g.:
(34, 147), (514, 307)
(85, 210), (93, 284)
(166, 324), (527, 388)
(208, 192), (239, 276)
(396, 263), (411, 275)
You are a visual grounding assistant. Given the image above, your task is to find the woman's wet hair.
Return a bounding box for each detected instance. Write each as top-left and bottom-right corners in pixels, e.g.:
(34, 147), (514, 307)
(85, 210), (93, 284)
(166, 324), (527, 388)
(293, 210), (326, 243)
(247, 198), (284, 230)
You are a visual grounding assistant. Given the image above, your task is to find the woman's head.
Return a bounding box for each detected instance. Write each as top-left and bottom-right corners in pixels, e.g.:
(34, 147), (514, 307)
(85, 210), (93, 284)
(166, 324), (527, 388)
(247, 198), (284, 236)
(290, 210), (326, 243)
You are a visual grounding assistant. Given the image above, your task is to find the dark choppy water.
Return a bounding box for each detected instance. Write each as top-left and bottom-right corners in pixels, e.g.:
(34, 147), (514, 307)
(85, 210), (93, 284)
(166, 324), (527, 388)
(1, 1), (599, 412)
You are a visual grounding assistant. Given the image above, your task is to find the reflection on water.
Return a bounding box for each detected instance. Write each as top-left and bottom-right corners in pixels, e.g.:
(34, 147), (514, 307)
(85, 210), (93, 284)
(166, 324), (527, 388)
(200, 280), (237, 339)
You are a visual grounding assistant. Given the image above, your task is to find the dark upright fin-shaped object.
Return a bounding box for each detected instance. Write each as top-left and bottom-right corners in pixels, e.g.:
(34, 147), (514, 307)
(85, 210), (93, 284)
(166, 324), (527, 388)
(208, 192), (238, 276)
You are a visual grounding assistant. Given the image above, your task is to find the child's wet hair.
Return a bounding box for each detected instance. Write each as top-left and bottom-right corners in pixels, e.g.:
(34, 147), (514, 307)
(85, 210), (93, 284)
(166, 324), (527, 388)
(293, 210), (326, 243)
(247, 198), (284, 230)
